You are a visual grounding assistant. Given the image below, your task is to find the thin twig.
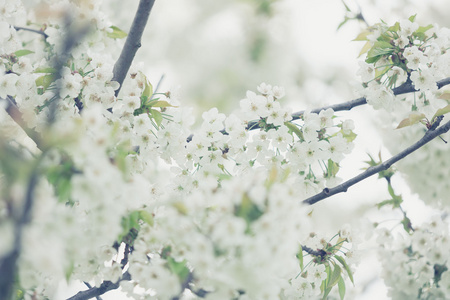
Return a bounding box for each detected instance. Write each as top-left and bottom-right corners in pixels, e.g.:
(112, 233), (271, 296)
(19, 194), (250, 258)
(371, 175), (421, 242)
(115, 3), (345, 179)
(66, 272), (131, 300)
(112, 0), (156, 97)
(151, 74), (165, 100)
(303, 119), (450, 205)
(13, 26), (49, 38)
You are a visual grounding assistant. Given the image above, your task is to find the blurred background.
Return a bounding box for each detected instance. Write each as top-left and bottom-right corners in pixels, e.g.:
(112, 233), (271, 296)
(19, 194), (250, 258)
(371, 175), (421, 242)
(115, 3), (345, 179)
(56, 0), (450, 298)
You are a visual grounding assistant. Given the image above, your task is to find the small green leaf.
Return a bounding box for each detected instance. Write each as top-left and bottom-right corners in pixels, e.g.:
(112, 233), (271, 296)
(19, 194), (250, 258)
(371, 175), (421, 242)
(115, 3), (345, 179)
(396, 112), (425, 129)
(416, 24), (433, 34)
(432, 104), (450, 122)
(408, 14), (417, 22)
(338, 277), (346, 300)
(139, 210), (154, 226)
(284, 121), (304, 141)
(14, 49), (34, 57)
(353, 30), (371, 41)
(337, 17), (350, 31)
(326, 159), (340, 178)
(35, 74), (55, 90)
(150, 109), (163, 127)
(235, 193), (264, 224)
(140, 71), (153, 98)
(335, 255), (354, 284)
(297, 246), (304, 271)
(438, 91), (450, 101)
(387, 22), (400, 32)
(167, 257), (190, 283)
(358, 41), (372, 57)
(65, 259), (75, 281)
(323, 264), (341, 299)
(34, 67), (57, 74)
(151, 100), (177, 108)
(401, 215), (413, 233)
(107, 25), (128, 39)
(341, 0), (351, 12)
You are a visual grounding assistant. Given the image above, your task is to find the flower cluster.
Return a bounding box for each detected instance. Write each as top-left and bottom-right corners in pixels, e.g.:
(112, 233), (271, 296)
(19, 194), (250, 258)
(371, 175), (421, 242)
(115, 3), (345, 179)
(376, 216), (450, 299)
(356, 15), (450, 123)
(0, 1), (358, 299)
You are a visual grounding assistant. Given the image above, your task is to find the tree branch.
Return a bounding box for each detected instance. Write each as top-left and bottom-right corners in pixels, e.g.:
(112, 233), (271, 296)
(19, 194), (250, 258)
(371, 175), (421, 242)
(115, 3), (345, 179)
(0, 158), (40, 300)
(186, 76), (450, 143)
(303, 119), (450, 205)
(112, 0), (156, 97)
(13, 26), (48, 38)
(289, 77), (450, 124)
(66, 272), (131, 300)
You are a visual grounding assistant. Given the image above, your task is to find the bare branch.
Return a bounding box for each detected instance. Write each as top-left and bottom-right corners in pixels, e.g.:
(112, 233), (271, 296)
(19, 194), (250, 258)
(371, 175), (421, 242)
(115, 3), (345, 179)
(13, 26), (48, 38)
(66, 272), (131, 300)
(303, 119), (450, 205)
(112, 0), (156, 97)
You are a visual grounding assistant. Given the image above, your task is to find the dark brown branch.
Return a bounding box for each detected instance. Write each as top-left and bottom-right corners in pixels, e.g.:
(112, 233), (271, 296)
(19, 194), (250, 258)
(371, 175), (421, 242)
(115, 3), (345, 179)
(66, 272), (131, 300)
(303, 119), (450, 205)
(112, 0), (156, 97)
(13, 26), (48, 38)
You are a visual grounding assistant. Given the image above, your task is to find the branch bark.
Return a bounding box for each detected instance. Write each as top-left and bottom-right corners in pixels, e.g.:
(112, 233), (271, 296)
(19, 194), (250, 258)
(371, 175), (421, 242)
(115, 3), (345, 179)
(13, 26), (48, 38)
(112, 0), (156, 97)
(66, 272), (131, 300)
(303, 119), (450, 205)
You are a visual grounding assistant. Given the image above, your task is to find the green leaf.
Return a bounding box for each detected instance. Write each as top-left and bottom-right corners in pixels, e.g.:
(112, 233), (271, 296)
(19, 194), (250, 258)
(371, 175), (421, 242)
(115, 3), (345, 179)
(416, 24), (433, 34)
(335, 255), (354, 284)
(151, 100), (177, 108)
(46, 160), (74, 203)
(297, 246), (304, 271)
(342, 130), (357, 143)
(167, 257), (190, 283)
(353, 30), (371, 41)
(284, 121), (304, 141)
(396, 112), (425, 129)
(326, 159), (340, 178)
(107, 25), (128, 39)
(140, 71), (153, 98)
(14, 49), (34, 57)
(323, 264), (341, 299)
(401, 215), (413, 233)
(365, 55), (382, 64)
(234, 193), (264, 228)
(408, 14), (417, 22)
(65, 259), (75, 281)
(367, 41), (394, 60)
(337, 17), (350, 31)
(338, 277), (346, 300)
(341, 0), (351, 12)
(150, 109), (163, 127)
(139, 210), (154, 226)
(432, 104), (450, 122)
(34, 67), (57, 74)
(35, 74), (55, 90)
(358, 41), (372, 57)
(387, 22), (400, 32)
(438, 91), (450, 101)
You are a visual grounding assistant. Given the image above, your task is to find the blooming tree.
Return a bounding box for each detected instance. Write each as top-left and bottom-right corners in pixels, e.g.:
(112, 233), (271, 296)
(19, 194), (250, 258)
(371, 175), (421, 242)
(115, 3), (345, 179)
(1, 1), (450, 300)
